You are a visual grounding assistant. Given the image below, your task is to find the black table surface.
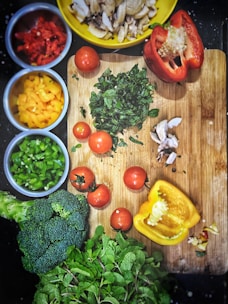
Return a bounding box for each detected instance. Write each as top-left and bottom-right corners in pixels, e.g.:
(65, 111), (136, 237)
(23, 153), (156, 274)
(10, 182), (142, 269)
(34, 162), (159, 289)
(0, 1), (227, 303)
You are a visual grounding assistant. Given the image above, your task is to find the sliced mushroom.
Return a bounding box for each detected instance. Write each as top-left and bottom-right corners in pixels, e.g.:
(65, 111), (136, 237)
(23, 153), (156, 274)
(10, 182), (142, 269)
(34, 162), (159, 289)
(117, 25), (125, 42)
(69, 0), (158, 43)
(138, 15), (149, 32)
(88, 22), (108, 38)
(89, 0), (101, 14)
(102, 11), (113, 32)
(71, 0), (90, 23)
(148, 8), (157, 19)
(126, 0), (145, 16)
(115, 0), (127, 25)
(115, 0), (124, 6)
(134, 5), (149, 19)
(101, 0), (116, 16)
(146, 0), (156, 7)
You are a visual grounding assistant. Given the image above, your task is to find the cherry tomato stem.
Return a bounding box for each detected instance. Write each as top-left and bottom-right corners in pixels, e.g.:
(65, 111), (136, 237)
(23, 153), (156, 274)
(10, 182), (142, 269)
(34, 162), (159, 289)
(69, 166), (95, 192)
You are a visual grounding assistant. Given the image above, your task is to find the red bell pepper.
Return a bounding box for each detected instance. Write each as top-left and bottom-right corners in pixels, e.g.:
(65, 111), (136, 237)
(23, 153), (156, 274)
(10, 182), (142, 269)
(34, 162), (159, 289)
(143, 10), (204, 83)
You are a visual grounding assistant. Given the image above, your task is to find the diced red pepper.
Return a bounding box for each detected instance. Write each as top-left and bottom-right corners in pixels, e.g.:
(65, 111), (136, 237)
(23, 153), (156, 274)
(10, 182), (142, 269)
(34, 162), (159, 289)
(143, 10), (204, 83)
(15, 16), (67, 66)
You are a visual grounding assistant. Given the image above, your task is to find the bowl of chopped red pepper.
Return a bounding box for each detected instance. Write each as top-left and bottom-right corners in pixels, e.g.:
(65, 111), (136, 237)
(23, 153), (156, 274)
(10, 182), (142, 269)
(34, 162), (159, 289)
(5, 2), (72, 69)
(3, 68), (69, 131)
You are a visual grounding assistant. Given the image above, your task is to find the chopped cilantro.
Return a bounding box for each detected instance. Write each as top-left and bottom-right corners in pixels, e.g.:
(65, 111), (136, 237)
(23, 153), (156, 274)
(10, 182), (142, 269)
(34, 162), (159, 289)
(89, 64), (158, 151)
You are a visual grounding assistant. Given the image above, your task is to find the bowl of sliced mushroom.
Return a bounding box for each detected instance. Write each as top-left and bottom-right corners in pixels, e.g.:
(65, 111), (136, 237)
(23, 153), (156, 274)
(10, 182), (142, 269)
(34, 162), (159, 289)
(57, 0), (178, 49)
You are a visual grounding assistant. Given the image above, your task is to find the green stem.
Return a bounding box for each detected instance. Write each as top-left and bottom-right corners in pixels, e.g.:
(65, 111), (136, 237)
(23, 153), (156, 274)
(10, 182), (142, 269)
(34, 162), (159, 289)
(0, 190), (33, 224)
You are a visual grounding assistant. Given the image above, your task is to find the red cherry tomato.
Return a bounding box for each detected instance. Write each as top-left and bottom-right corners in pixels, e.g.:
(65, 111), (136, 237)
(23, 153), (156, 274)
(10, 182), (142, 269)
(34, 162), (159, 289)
(123, 166), (147, 190)
(69, 166), (95, 192)
(73, 121), (91, 140)
(88, 130), (113, 154)
(74, 46), (100, 73)
(110, 208), (133, 232)
(87, 184), (111, 209)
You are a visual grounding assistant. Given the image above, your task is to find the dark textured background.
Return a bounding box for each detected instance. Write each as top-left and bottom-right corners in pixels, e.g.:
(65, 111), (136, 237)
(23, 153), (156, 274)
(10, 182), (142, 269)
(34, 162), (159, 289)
(0, 1), (227, 303)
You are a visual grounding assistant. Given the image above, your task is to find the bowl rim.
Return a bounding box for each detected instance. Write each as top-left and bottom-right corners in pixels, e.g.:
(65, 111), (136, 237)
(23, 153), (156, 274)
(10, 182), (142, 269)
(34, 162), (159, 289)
(3, 68), (69, 132)
(3, 130), (70, 198)
(5, 2), (72, 69)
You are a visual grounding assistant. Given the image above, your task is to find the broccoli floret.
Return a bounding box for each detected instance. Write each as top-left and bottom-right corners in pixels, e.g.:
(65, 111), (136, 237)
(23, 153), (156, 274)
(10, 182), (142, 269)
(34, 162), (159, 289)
(44, 217), (70, 242)
(0, 189), (90, 275)
(50, 190), (90, 218)
(23, 240), (68, 274)
(26, 198), (53, 222)
(18, 223), (48, 260)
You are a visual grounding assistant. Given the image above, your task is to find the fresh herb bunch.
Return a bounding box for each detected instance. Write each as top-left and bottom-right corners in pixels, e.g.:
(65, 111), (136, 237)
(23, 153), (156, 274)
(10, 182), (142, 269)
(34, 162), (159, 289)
(34, 225), (171, 304)
(89, 64), (159, 150)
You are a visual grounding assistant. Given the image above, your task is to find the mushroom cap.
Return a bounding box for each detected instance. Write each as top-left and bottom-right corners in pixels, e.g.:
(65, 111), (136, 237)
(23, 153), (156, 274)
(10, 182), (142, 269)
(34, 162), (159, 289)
(126, 0), (146, 15)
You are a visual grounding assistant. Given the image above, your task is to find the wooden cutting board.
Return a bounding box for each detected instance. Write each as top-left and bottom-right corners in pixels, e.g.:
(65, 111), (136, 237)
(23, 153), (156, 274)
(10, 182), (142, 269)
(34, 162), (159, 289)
(67, 50), (227, 275)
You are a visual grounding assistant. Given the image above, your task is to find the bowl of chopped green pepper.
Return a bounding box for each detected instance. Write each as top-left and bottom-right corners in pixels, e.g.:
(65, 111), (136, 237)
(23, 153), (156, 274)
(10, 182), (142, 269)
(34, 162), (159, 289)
(4, 130), (69, 197)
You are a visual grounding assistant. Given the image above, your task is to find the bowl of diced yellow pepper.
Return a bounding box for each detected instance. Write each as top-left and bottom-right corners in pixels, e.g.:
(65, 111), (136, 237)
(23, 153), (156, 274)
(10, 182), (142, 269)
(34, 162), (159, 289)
(3, 68), (69, 131)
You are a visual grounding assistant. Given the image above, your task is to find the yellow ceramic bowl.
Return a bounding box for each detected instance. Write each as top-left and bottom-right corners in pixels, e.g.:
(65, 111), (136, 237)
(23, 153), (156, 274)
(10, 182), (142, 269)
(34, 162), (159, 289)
(57, 0), (178, 49)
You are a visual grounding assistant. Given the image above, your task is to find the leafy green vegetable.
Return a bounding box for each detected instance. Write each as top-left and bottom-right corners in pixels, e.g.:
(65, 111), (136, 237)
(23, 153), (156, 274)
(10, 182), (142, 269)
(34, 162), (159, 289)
(10, 136), (65, 191)
(89, 64), (158, 151)
(80, 106), (86, 118)
(71, 143), (82, 152)
(129, 135), (144, 145)
(0, 190), (89, 274)
(34, 225), (171, 303)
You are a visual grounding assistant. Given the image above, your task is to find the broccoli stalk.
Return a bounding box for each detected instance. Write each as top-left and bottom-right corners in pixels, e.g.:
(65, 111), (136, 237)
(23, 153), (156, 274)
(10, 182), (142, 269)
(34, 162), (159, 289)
(0, 191), (33, 223)
(0, 189), (90, 275)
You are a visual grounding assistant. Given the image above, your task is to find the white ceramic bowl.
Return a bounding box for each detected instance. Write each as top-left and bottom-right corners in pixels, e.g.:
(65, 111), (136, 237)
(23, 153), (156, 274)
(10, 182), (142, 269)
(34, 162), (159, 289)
(3, 68), (69, 131)
(4, 130), (70, 198)
(5, 2), (72, 69)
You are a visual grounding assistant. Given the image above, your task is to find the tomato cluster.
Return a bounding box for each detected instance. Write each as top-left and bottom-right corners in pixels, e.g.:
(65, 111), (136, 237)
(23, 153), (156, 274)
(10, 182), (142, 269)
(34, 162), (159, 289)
(70, 48), (148, 232)
(73, 121), (113, 154)
(70, 166), (111, 209)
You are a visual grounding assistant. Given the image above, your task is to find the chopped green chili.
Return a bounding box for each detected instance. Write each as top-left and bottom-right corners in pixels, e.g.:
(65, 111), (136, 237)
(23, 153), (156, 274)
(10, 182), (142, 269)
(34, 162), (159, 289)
(10, 136), (65, 191)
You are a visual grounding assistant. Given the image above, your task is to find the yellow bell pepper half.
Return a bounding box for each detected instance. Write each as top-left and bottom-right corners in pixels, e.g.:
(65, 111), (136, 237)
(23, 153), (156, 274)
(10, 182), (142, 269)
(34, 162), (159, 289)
(133, 180), (201, 246)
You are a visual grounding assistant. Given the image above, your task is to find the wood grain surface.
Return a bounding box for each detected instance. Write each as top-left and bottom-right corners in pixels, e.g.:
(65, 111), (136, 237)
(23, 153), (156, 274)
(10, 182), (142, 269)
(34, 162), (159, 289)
(67, 50), (227, 274)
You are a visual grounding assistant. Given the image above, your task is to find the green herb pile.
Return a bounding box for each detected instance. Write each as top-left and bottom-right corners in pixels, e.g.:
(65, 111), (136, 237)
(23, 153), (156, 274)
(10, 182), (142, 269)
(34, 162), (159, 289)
(89, 64), (159, 150)
(34, 225), (171, 304)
